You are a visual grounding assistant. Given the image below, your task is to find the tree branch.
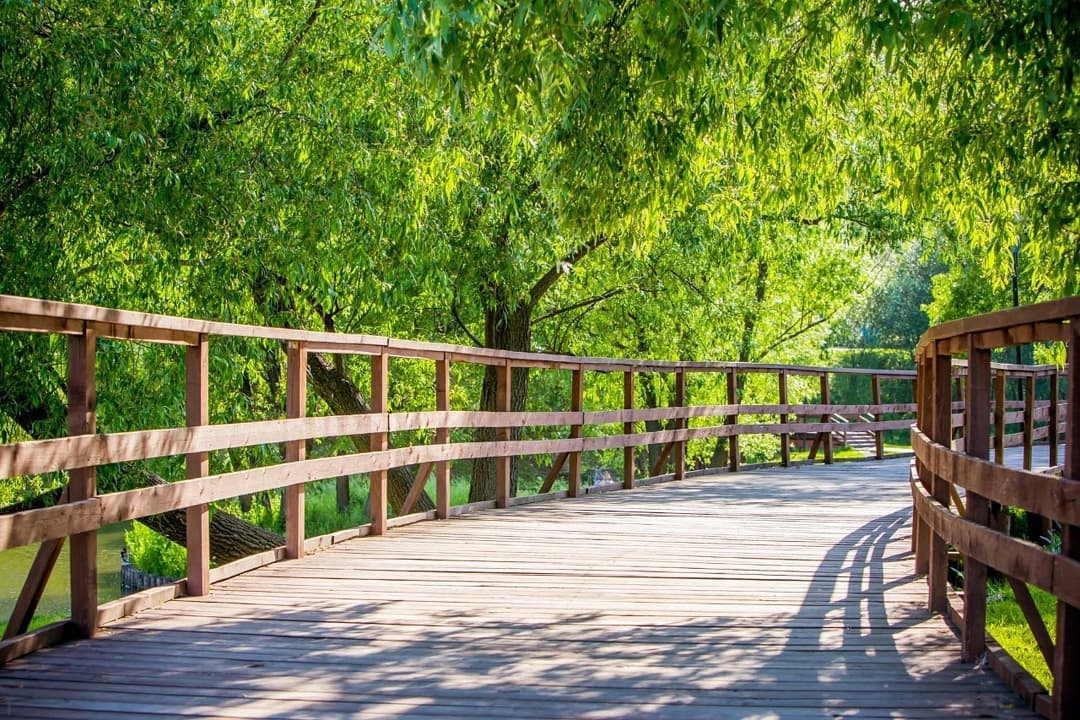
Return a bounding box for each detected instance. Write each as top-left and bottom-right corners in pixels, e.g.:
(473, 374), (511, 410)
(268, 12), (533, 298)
(451, 290), (482, 346)
(528, 234), (610, 307)
(533, 287), (626, 323)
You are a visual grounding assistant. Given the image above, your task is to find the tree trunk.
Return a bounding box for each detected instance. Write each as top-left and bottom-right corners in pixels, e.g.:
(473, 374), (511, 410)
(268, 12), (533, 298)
(307, 353), (434, 513)
(469, 302), (531, 502)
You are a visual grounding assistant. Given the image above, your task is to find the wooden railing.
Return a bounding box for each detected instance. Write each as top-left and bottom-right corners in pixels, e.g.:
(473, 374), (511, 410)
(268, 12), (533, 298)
(911, 296), (1078, 720)
(0, 294), (916, 660)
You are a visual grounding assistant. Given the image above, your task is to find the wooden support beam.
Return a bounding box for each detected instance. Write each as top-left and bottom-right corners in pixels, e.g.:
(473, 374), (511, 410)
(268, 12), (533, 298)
(435, 355), (451, 519)
(1006, 576), (1055, 670)
(402, 463), (434, 516)
(1023, 374), (1035, 471)
(567, 366), (583, 498)
(623, 370), (635, 489)
(67, 328), (97, 638)
(993, 371), (1006, 465)
(820, 373), (833, 465)
(673, 370), (686, 480)
(185, 335), (211, 593)
(370, 350), (389, 534)
(929, 351), (952, 613)
(4, 488), (69, 640)
(778, 370), (790, 467)
(284, 342), (307, 558)
(915, 356), (932, 574)
(962, 339), (990, 662)
(727, 369), (739, 473)
(1049, 370), (1059, 467)
(538, 453), (569, 495)
(872, 374), (884, 460)
(496, 361), (512, 508)
(1053, 318), (1080, 720)
(650, 442), (675, 478)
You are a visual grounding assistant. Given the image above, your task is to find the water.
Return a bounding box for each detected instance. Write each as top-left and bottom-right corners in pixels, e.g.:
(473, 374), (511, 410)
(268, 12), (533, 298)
(0, 522), (131, 622)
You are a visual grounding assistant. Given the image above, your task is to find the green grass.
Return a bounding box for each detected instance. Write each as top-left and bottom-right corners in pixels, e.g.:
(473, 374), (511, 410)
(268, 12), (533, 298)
(986, 581), (1056, 689)
(0, 612), (67, 638)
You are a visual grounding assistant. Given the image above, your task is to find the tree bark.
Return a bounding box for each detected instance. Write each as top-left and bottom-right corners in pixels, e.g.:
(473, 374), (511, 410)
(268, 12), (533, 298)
(307, 352), (435, 513)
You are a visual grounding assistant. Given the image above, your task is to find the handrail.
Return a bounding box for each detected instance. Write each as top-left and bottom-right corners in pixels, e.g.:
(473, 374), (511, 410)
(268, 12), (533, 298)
(911, 296), (1077, 720)
(0, 294), (919, 659)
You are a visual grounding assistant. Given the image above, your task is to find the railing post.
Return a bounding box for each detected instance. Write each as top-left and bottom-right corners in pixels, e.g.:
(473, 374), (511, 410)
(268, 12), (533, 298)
(962, 338), (991, 662)
(623, 368), (635, 489)
(435, 354), (451, 519)
(1053, 319), (1080, 720)
(496, 361), (512, 507)
(778, 370), (790, 467)
(1023, 373), (1035, 470)
(1049, 369), (1059, 467)
(727, 369), (739, 472)
(871, 374), (884, 460)
(914, 355), (931, 575)
(185, 334), (211, 593)
(284, 341), (308, 558)
(674, 370), (686, 480)
(820, 372), (833, 464)
(370, 350), (389, 534)
(67, 327), (97, 638)
(929, 348), (952, 612)
(993, 370), (1006, 464)
(568, 365), (584, 497)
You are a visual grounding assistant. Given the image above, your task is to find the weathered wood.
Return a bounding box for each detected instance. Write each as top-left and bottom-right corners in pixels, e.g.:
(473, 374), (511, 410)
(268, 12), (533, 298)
(567, 366), (583, 498)
(1053, 318), (1080, 720)
(727, 369), (739, 472)
(623, 370), (635, 489)
(370, 351), (389, 535)
(778, 370), (790, 467)
(961, 340), (990, 662)
(1023, 375), (1035, 471)
(284, 342), (308, 559)
(993, 371), (1007, 465)
(928, 352), (952, 612)
(435, 356), (451, 520)
(821, 373), (833, 465)
(185, 335), (211, 594)
(673, 370), (687, 480)
(495, 362), (512, 508)
(67, 328), (98, 639)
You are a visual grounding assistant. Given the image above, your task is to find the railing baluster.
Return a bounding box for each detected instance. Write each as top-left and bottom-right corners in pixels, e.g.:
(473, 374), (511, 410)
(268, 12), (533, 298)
(962, 338), (991, 662)
(370, 350), (389, 534)
(871, 374), (884, 460)
(928, 349), (952, 612)
(568, 365), (584, 497)
(727, 369), (739, 472)
(993, 370), (1006, 464)
(674, 370), (686, 480)
(778, 370), (790, 467)
(623, 368), (635, 489)
(820, 372), (833, 464)
(1049, 369), (1059, 467)
(67, 326), (97, 638)
(1053, 318), (1079, 720)
(435, 354), (451, 519)
(186, 334), (211, 593)
(496, 361), (512, 507)
(1023, 374), (1035, 470)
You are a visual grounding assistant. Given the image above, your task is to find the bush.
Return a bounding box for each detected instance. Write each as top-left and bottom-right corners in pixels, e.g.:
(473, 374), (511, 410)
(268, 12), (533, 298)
(124, 522), (187, 578)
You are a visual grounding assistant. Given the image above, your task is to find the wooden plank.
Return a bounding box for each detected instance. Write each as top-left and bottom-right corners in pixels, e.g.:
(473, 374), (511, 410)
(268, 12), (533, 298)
(928, 352), (951, 612)
(496, 362), (512, 508)
(961, 340), (990, 662)
(67, 328), (97, 639)
(185, 335), (211, 594)
(623, 370), (635, 490)
(1053, 317), (1080, 720)
(370, 351), (389, 535)
(567, 366), (583, 498)
(778, 370), (790, 467)
(435, 355), (451, 520)
(727, 369), (739, 472)
(673, 370), (686, 480)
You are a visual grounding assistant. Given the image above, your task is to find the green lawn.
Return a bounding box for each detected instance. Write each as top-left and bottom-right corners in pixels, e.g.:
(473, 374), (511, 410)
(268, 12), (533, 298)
(986, 581), (1056, 690)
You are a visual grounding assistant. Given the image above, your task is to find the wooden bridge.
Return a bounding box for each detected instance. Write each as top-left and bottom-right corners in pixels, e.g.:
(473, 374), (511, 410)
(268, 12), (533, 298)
(0, 295), (1076, 718)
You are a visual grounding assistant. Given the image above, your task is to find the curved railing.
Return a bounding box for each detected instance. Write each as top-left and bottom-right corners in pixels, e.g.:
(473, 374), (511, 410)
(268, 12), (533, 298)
(0, 295), (919, 659)
(911, 296), (1079, 720)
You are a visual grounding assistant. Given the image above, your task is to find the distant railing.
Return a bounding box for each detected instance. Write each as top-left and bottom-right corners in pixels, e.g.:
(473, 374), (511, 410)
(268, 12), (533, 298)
(911, 296), (1078, 720)
(0, 294), (916, 660)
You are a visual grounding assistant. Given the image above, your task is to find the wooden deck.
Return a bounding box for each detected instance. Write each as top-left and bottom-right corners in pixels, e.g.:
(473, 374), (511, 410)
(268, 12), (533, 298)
(0, 458), (1038, 719)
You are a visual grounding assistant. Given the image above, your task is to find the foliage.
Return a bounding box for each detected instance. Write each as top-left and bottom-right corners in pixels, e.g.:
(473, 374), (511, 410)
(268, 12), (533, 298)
(124, 522), (187, 579)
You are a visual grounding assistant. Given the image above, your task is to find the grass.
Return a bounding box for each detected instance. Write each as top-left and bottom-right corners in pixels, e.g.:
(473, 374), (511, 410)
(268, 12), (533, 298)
(986, 581), (1056, 690)
(0, 612), (67, 638)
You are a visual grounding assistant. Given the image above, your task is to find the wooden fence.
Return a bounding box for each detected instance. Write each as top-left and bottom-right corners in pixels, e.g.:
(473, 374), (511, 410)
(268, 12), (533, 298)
(0, 294), (922, 661)
(911, 296), (1078, 720)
